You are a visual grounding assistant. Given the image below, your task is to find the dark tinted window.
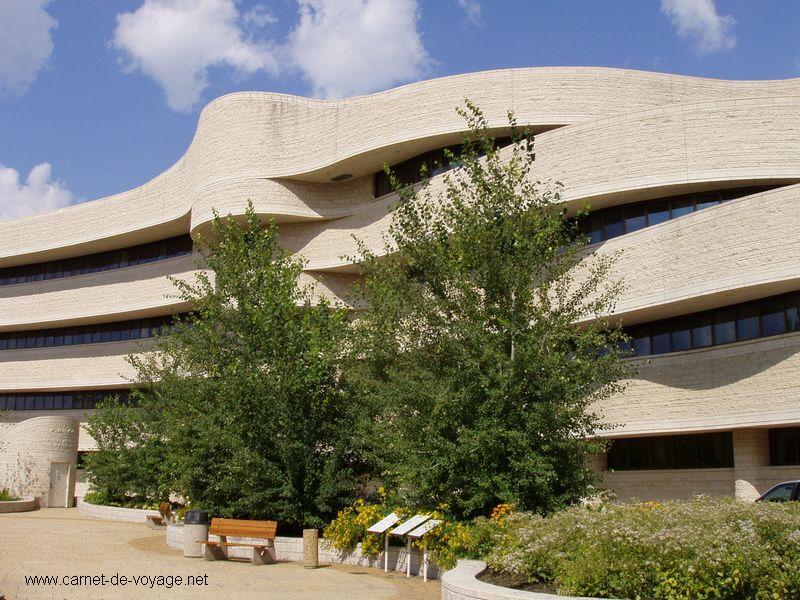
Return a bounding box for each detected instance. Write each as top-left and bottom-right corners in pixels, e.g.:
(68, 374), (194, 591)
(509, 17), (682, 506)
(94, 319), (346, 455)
(0, 235), (192, 287)
(608, 432), (733, 470)
(762, 297), (787, 336)
(580, 186), (779, 244)
(374, 137), (513, 198)
(625, 291), (800, 357)
(713, 308), (737, 345)
(736, 304), (760, 340)
(0, 314), (181, 351)
(770, 428), (800, 466)
(0, 390), (130, 410)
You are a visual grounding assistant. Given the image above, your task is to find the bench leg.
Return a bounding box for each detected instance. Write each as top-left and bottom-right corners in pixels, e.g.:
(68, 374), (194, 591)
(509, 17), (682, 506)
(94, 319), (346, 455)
(251, 543), (276, 565)
(203, 545), (228, 561)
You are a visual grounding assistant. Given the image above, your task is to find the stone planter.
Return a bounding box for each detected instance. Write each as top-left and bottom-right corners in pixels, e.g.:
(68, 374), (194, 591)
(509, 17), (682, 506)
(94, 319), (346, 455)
(0, 496), (37, 513)
(77, 498), (160, 523)
(441, 560), (597, 600)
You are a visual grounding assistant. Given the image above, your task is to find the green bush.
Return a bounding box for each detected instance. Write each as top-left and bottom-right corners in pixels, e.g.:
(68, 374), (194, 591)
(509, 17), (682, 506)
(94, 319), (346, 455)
(0, 488), (19, 501)
(486, 496), (800, 599)
(323, 493), (509, 569)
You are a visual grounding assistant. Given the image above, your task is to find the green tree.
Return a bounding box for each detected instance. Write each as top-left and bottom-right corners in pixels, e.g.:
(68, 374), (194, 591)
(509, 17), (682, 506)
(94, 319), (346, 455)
(87, 203), (366, 529)
(83, 394), (169, 506)
(348, 102), (632, 519)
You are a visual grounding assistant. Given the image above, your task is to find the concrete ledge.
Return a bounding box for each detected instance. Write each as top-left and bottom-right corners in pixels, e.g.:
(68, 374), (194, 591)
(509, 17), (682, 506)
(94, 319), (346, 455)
(77, 498), (159, 523)
(166, 523), (439, 578)
(441, 560), (595, 600)
(0, 496), (37, 513)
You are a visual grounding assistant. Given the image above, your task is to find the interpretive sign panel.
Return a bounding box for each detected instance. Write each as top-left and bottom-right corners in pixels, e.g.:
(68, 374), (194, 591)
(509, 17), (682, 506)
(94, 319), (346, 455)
(390, 514), (430, 537)
(408, 519), (441, 539)
(367, 512), (400, 534)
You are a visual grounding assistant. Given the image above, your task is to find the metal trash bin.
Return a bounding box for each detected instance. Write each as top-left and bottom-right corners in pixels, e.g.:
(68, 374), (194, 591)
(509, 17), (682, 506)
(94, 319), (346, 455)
(183, 510), (209, 558)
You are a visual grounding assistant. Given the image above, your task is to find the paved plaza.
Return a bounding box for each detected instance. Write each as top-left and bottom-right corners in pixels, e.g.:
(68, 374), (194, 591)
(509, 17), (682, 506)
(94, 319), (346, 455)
(0, 509), (441, 600)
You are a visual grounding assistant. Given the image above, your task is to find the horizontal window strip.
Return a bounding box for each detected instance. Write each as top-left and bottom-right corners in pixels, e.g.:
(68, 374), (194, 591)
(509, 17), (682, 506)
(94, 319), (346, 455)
(622, 291), (800, 357)
(0, 389), (132, 411)
(580, 185), (781, 245)
(0, 234), (193, 286)
(374, 137), (513, 198)
(608, 432), (734, 470)
(0, 314), (183, 351)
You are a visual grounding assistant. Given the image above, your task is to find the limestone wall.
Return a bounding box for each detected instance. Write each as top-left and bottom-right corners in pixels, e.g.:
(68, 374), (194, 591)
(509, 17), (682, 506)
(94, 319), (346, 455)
(0, 416), (78, 506)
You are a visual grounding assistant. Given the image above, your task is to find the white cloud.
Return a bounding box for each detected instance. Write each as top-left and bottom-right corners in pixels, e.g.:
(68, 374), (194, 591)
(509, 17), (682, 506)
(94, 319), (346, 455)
(243, 4), (277, 29)
(287, 0), (430, 99)
(456, 0), (482, 28)
(112, 0), (278, 112)
(0, 0), (57, 95)
(0, 163), (73, 222)
(661, 0), (736, 55)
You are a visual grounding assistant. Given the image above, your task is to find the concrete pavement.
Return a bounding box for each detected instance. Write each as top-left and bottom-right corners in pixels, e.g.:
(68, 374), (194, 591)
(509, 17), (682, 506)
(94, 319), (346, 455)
(0, 509), (441, 600)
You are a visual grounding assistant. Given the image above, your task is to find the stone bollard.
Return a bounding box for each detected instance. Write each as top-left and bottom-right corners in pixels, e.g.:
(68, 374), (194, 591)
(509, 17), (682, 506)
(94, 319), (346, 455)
(303, 529), (319, 568)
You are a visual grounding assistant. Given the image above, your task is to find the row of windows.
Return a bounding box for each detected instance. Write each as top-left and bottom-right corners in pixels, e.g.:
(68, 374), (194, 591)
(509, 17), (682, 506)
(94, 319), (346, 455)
(0, 389), (131, 411)
(0, 235), (193, 286)
(580, 186), (777, 245)
(608, 429), (800, 470)
(0, 315), (179, 351)
(608, 432), (734, 470)
(622, 292), (800, 357)
(374, 137), (513, 198)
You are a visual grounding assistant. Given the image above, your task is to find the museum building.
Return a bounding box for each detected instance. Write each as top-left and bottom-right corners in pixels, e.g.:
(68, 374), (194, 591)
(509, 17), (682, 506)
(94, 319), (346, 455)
(2, 67), (800, 506)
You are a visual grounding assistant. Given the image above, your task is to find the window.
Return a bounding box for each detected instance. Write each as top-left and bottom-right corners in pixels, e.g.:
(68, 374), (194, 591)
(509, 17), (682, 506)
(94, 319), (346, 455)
(0, 389), (132, 411)
(580, 186), (780, 245)
(374, 137), (513, 198)
(0, 314), (181, 351)
(769, 428), (800, 466)
(0, 235), (192, 286)
(625, 291), (800, 357)
(759, 482), (797, 502)
(607, 432), (733, 470)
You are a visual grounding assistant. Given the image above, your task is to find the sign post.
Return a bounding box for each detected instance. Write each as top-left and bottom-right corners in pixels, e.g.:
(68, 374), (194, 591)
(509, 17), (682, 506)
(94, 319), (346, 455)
(408, 519), (442, 582)
(389, 514), (431, 577)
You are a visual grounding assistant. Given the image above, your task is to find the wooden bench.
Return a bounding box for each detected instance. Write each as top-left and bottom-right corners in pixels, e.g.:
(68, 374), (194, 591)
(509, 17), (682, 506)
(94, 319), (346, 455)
(145, 502), (172, 528)
(198, 518), (278, 565)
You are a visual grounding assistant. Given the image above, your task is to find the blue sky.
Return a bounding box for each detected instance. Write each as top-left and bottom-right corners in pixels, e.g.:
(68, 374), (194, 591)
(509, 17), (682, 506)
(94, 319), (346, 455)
(0, 0), (798, 222)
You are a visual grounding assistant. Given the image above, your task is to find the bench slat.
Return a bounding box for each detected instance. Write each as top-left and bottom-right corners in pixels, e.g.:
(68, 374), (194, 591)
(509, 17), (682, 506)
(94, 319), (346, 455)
(207, 518), (278, 540)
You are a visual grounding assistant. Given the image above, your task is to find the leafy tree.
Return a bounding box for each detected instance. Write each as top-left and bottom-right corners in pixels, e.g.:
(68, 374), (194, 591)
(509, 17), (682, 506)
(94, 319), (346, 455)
(86, 203), (365, 529)
(348, 102), (632, 519)
(83, 395), (169, 506)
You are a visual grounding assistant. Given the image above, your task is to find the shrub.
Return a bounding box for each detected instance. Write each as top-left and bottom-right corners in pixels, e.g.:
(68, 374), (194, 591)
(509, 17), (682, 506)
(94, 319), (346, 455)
(0, 488), (19, 501)
(323, 492), (509, 569)
(486, 496), (800, 599)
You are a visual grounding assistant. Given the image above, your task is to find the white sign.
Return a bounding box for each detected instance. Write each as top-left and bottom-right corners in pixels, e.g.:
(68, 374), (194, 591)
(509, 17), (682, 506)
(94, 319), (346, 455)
(390, 514), (430, 537)
(367, 512), (400, 534)
(408, 519), (441, 539)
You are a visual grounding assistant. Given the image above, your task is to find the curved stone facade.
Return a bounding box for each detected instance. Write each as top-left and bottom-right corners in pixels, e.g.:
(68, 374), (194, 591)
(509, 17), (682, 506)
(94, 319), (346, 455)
(0, 416), (78, 507)
(1, 67), (800, 502)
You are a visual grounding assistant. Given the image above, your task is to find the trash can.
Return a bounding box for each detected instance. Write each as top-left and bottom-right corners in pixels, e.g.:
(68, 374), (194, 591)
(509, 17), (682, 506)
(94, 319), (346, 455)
(303, 529), (319, 568)
(183, 510), (209, 558)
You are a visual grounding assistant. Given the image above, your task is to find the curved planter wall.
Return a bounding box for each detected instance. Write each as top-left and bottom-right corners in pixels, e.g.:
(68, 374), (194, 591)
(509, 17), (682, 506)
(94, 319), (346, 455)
(442, 560), (595, 600)
(77, 499), (160, 523)
(0, 496), (37, 513)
